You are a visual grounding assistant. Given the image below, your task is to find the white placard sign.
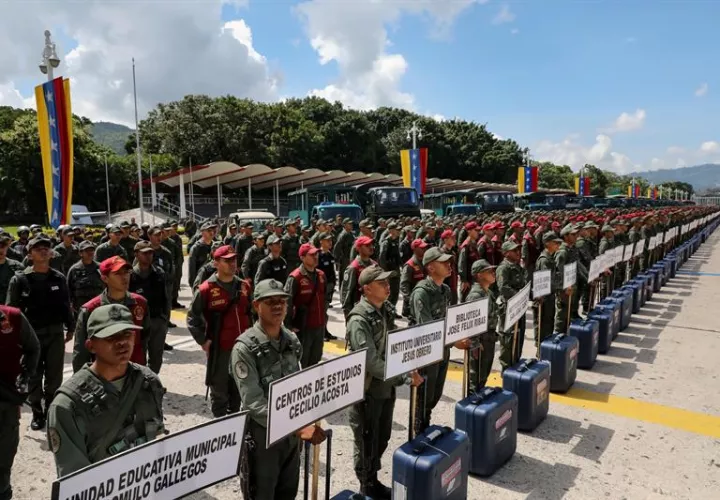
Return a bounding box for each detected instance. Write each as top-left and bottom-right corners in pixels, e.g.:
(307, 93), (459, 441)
(633, 239), (645, 258)
(504, 283), (531, 332)
(384, 320), (445, 381)
(588, 258), (601, 282)
(623, 244), (633, 262)
(51, 412), (248, 500)
(613, 246), (623, 265)
(444, 299), (489, 346)
(267, 350), (366, 447)
(532, 269), (552, 299)
(563, 261), (577, 289)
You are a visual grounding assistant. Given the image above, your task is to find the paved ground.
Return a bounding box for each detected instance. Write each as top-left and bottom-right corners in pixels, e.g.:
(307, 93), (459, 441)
(12, 234), (720, 499)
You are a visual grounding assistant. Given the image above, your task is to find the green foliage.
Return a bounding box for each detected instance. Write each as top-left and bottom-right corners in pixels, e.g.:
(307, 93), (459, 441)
(89, 122), (133, 155)
(0, 108), (138, 217)
(537, 162), (574, 190)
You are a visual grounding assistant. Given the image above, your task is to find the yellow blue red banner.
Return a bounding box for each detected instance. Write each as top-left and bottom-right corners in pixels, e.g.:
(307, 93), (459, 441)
(35, 77), (73, 228)
(400, 148), (428, 194)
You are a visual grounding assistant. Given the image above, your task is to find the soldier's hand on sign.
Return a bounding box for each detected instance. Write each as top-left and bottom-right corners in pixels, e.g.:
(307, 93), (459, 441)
(461, 282), (470, 293)
(202, 339), (212, 356)
(65, 329), (74, 343)
(410, 370), (424, 387)
(565, 287), (573, 297)
(296, 424), (326, 445)
(453, 339), (473, 350)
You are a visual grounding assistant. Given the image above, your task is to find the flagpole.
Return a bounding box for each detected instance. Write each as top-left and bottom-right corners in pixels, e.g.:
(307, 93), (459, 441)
(104, 153), (111, 222)
(150, 155), (155, 225)
(132, 57), (144, 225)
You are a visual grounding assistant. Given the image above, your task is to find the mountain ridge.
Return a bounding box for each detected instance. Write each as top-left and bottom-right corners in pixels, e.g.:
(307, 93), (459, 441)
(633, 163), (720, 191)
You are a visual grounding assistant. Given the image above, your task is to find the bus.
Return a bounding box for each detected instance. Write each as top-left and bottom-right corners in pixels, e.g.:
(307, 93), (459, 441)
(514, 192), (550, 211)
(288, 187), (364, 226)
(423, 190), (481, 216)
(475, 190), (515, 214)
(545, 193), (572, 210)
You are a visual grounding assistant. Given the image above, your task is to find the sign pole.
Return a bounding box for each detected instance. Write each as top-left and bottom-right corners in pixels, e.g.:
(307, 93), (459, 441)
(408, 386), (417, 442)
(536, 302), (542, 358)
(566, 290), (573, 331)
(462, 350), (469, 399)
(511, 322), (519, 365)
(311, 422), (321, 500)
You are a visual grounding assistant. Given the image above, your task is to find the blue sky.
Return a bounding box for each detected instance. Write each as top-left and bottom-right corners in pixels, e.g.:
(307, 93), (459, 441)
(2, 0), (719, 174)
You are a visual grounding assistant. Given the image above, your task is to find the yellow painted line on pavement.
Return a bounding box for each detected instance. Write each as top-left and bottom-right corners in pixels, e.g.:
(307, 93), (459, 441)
(169, 309), (720, 439)
(322, 341), (720, 439)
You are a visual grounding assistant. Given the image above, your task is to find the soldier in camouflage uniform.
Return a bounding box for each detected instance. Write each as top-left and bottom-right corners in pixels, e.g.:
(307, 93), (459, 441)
(554, 224), (579, 333)
(575, 222), (597, 314)
(409, 247), (452, 432)
(241, 233), (267, 284)
(333, 218), (355, 292)
(455, 259), (497, 392)
(94, 225), (127, 263)
(66, 241), (104, 320)
(281, 219), (302, 273)
(598, 225), (617, 297)
(118, 221), (139, 259)
(627, 217), (643, 278)
(47, 304), (165, 477)
(231, 279), (326, 500)
(495, 241), (528, 371)
(188, 222), (217, 288)
(378, 222), (402, 310)
(347, 266), (423, 498)
(234, 222), (255, 268)
(53, 227), (80, 275)
(399, 239), (427, 322)
(534, 233), (563, 345)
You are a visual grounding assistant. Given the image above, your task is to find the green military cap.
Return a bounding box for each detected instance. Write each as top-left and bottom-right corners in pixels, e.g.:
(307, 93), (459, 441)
(301, 225), (311, 232)
(403, 225), (416, 232)
(318, 231), (333, 240)
(108, 224), (123, 234)
(342, 218), (353, 225)
(630, 217), (640, 223)
(584, 221), (599, 229)
(501, 241), (520, 252)
(273, 219), (283, 226)
(601, 225), (614, 233)
(161, 221), (173, 229)
(387, 222), (398, 230)
(228, 222), (237, 229)
(560, 224), (577, 236)
(134, 240), (154, 252)
(119, 220), (131, 228)
(284, 219), (297, 227)
(252, 232), (265, 240)
(378, 218), (386, 224)
(253, 279), (290, 301)
(542, 232), (563, 244)
(267, 234), (281, 245)
(359, 265), (395, 286)
(148, 226), (163, 236)
(422, 247), (453, 266)
(87, 304), (143, 339)
(201, 222), (217, 231)
(0, 234), (12, 245)
(359, 219), (373, 228)
(471, 259), (495, 274)
(27, 235), (52, 250)
(316, 219), (327, 225)
(241, 221), (254, 228)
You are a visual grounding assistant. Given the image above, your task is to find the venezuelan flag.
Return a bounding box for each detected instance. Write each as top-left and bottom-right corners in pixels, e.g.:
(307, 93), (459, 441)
(400, 149), (411, 188)
(35, 77), (73, 229)
(517, 167), (526, 193)
(518, 166), (538, 194)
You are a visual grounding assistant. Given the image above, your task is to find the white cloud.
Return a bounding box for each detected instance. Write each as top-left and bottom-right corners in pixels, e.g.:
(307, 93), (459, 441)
(297, 0), (480, 110)
(534, 133), (642, 174)
(492, 4), (516, 25)
(492, 133), (504, 140)
(700, 141), (719, 154)
(666, 146), (685, 155)
(0, 1), (278, 125)
(0, 81), (35, 109)
(430, 113), (446, 122)
(601, 108), (646, 133)
(695, 82), (708, 97)
(511, 28), (520, 35)
(650, 158), (664, 169)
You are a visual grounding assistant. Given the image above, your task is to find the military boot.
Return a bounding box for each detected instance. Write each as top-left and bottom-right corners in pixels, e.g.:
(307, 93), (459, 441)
(366, 476), (392, 500)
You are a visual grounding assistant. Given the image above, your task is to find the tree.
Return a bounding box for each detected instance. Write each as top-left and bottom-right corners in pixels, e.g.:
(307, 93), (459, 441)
(537, 162), (574, 190)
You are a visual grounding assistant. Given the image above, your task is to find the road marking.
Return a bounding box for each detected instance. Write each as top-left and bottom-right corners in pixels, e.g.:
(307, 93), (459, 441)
(155, 308), (720, 439)
(322, 341), (720, 439)
(676, 271), (720, 276)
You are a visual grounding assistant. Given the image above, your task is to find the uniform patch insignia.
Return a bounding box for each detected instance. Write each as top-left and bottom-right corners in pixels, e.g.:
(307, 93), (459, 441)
(133, 306), (144, 321)
(235, 361), (248, 380)
(108, 306), (123, 321)
(48, 427), (61, 453)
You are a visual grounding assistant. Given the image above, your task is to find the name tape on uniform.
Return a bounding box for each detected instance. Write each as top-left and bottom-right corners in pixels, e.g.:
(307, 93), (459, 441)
(266, 349), (366, 448)
(51, 412), (248, 500)
(563, 262), (577, 289)
(532, 270), (552, 299)
(504, 282), (531, 332)
(385, 319), (445, 380)
(444, 299), (489, 346)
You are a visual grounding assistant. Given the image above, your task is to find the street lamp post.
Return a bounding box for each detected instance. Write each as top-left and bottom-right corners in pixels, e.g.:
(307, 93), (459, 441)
(38, 30), (60, 82)
(405, 121), (422, 149)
